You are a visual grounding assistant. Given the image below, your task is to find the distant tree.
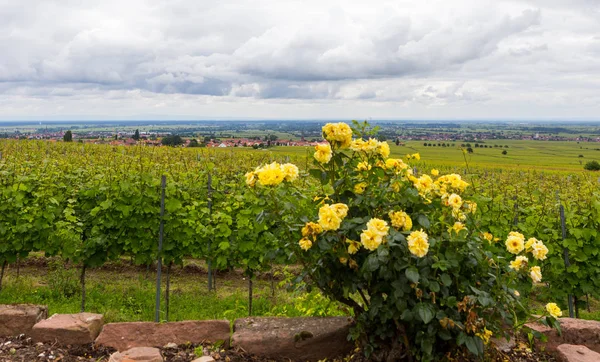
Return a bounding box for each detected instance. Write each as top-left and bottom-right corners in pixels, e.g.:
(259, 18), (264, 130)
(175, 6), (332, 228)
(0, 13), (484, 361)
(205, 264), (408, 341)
(396, 139), (400, 146)
(269, 134), (278, 142)
(423, 142), (428, 147)
(467, 147), (474, 153)
(188, 139), (200, 147)
(132, 129), (140, 140)
(466, 143), (472, 147)
(204, 136), (212, 143)
(504, 145), (509, 148)
(63, 130), (73, 142)
(114, 134), (118, 140)
(502, 150), (507, 155)
(578, 154), (584, 158)
(161, 135), (184, 147)
(584, 160), (600, 171)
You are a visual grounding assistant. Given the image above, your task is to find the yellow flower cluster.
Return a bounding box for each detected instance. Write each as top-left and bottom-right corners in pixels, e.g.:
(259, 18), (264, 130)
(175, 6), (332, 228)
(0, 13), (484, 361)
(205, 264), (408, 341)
(505, 231), (548, 284)
(389, 211), (412, 231)
(406, 153), (420, 160)
(407, 230), (429, 258)
(435, 174), (469, 195)
(545, 302), (562, 318)
(350, 138), (390, 158)
(384, 158), (408, 173)
(318, 203), (349, 231)
(360, 218), (389, 251)
(322, 123), (352, 148)
(314, 143), (333, 164)
(246, 162), (299, 187)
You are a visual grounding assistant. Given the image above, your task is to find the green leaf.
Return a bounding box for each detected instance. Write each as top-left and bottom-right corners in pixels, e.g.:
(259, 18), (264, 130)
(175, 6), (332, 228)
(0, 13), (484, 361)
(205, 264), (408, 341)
(405, 267), (419, 283)
(415, 303), (434, 324)
(417, 214), (430, 229)
(441, 273), (452, 286)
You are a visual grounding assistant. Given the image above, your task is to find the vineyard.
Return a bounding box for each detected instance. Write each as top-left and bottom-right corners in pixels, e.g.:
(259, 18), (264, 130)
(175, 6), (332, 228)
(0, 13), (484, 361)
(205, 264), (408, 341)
(0, 134), (599, 358)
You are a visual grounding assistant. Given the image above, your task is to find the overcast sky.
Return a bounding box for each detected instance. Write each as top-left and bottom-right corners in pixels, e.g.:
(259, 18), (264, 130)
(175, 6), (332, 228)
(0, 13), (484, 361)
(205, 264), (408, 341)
(1, 0), (599, 120)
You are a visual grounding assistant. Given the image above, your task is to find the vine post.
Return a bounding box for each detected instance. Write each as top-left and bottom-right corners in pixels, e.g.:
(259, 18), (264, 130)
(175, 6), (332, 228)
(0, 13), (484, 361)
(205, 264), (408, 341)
(559, 202), (575, 318)
(155, 175), (166, 323)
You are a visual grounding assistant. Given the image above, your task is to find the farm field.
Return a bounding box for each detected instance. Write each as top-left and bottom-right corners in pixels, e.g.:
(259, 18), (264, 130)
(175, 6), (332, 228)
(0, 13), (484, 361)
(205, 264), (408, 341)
(251, 140), (600, 172)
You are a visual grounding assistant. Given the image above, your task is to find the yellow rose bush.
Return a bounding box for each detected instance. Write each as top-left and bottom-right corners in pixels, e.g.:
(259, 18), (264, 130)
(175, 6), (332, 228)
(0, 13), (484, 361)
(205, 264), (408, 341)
(247, 121), (559, 360)
(243, 121), (557, 361)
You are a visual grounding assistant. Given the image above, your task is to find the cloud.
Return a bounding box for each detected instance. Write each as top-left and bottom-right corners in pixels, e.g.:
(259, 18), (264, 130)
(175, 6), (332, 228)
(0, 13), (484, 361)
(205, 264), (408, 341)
(0, 0), (599, 119)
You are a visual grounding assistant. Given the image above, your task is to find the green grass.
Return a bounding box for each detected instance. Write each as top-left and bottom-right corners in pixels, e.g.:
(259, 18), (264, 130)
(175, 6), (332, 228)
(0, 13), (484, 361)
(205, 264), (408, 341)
(0, 260), (348, 323)
(391, 140), (600, 172)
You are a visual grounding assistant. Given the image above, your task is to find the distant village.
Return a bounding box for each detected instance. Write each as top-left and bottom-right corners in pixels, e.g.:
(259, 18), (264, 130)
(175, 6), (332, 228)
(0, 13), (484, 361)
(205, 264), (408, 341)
(4, 127), (600, 147)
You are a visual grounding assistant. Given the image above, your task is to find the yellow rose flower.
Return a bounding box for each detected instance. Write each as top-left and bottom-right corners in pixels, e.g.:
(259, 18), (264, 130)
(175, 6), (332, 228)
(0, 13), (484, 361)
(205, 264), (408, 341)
(529, 266), (542, 283)
(322, 122), (352, 148)
(509, 255), (528, 271)
(431, 169), (439, 176)
(256, 162), (285, 186)
(360, 228), (384, 251)
(314, 143), (332, 164)
(281, 163), (299, 182)
(412, 153), (420, 161)
(505, 232), (525, 254)
(447, 193), (463, 209)
(482, 232), (493, 243)
(245, 171), (256, 187)
(448, 222), (466, 235)
(545, 302), (562, 318)
(366, 218), (389, 237)
(385, 158), (408, 173)
(331, 203), (349, 219)
(407, 230), (429, 258)
(356, 161), (372, 171)
(347, 239), (361, 254)
(524, 237), (537, 250)
(531, 241), (549, 261)
(318, 204), (342, 231)
(389, 211), (412, 231)
(354, 182), (367, 194)
(452, 208), (466, 221)
(376, 141), (390, 158)
(301, 222), (323, 239)
(299, 237), (312, 251)
(514, 290), (520, 297)
(476, 328), (493, 345)
(464, 201), (477, 214)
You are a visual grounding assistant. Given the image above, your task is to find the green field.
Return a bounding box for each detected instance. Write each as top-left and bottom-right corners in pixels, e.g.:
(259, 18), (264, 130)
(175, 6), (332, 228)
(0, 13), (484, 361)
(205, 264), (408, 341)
(219, 139), (600, 173)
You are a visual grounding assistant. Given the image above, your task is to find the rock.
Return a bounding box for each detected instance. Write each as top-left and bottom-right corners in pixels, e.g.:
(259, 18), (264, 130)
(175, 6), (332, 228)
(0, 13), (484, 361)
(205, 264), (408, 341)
(491, 336), (516, 353)
(556, 344), (600, 362)
(163, 342), (178, 349)
(192, 357), (215, 362)
(95, 320), (230, 352)
(232, 317), (353, 361)
(526, 318), (600, 354)
(30, 313), (104, 345)
(108, 347), (163, 362)
(0, 304), (48, 337)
